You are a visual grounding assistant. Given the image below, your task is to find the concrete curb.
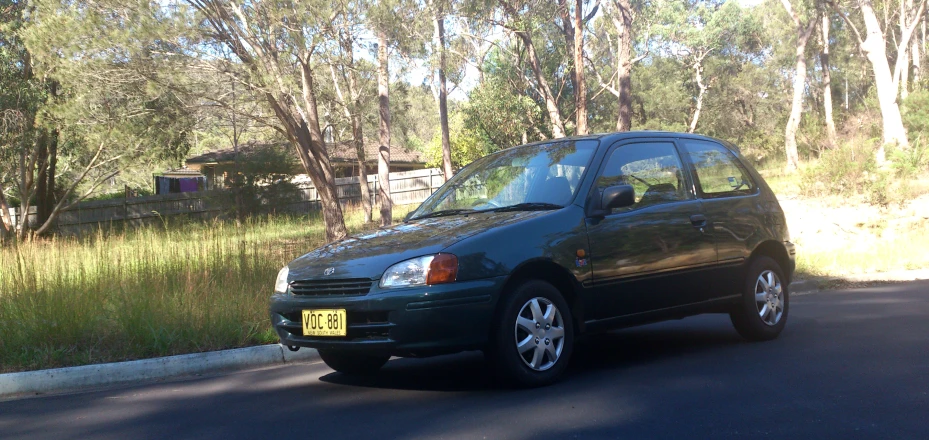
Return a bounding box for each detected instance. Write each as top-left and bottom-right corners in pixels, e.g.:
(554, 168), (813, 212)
(791, 269), (929, 296)
(0, 344), (319, 400)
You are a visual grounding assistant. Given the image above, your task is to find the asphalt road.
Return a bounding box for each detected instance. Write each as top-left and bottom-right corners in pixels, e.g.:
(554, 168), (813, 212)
(3, 281), (929, 440)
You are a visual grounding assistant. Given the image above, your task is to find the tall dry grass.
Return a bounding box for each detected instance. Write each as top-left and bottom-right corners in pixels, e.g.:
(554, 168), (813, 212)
(0, 206), (412, 373)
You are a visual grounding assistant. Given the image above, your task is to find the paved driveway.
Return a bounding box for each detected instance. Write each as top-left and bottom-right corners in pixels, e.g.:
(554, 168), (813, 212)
(2, 281), (928, 439)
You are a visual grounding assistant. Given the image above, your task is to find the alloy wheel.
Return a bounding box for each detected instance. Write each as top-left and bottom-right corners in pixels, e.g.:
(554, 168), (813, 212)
(514, 297), (566, 371)
(754, 270), (784, 326)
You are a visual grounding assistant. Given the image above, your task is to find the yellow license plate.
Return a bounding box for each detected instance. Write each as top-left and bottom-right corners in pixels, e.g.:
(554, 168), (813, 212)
(302, 309), (347, 337)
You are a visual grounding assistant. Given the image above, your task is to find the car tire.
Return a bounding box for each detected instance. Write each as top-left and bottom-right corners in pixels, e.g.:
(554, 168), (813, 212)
(489, 280), (574, 388)
(318, 350), (390, 375)
(730, 256), (789, 341)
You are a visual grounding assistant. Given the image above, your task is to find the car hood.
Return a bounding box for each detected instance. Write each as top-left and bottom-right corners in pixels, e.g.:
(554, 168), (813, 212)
(287, 210), (550, 281)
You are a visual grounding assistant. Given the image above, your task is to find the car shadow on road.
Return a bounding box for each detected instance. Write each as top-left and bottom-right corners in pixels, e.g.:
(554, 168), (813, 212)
(319, 316), (746, 392)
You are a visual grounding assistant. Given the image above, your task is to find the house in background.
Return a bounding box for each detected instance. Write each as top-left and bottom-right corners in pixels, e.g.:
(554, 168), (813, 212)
(183, 141), (428, 190)
(153, 168), (207, 194)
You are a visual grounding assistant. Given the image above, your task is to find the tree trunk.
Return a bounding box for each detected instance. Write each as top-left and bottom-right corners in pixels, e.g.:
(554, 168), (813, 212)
(35, 130), (50, 226)
(0, 189), (12, 239)
(351, 113), (372, 223)
(297, 59), (348, 242)
(574, 0), (588, 135)
(914, 20), (922, 85)
(377, 31), (393, 227)
(821, 15), (838, 150)
(784, 21), (816, 172)
(892, 0), (927, 100)
(557, 0), (579, 122)
(17, 136), (36, 240)
(688, 59), (707, 134)
(520, 32), (567, 138)
(332, 37), (373, 223)
(46, 128), (57, 227)
(900, 0), (911, 100)
(434, 10), (454, 181)
(612, 0), (634, 131)
(263, 89), (347, 242)
(500, 1), (566, 138)
(858, 0), (910, 154)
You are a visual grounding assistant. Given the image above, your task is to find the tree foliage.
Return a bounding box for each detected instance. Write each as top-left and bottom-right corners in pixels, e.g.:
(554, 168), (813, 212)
(3, 0), (929, 239)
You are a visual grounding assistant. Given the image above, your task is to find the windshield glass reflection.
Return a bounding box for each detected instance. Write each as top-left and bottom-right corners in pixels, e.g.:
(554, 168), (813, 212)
(410, 140), (599, 220)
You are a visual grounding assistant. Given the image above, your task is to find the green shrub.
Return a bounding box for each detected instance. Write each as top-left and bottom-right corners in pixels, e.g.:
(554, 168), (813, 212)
(800, 138), (877, 197)
(801, 137), (925, 207)
(901, 90), (929, 141)
(889, 138), (929, 178)
(208, 145), (302, 219)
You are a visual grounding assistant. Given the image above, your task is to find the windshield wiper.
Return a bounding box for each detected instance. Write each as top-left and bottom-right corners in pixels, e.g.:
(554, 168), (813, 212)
(487, 202), (563, 213)
(410, 208), (476, 220)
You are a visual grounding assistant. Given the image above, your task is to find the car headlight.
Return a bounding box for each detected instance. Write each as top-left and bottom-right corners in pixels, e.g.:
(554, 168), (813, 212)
(379, 254), (458, 288)
(274, 266), (290, 294)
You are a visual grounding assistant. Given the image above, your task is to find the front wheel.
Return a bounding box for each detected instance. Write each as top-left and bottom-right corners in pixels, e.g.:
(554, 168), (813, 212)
(489, 280), (574, 388)
(730, 256), (789, 341)
(318, 350), (390, 375)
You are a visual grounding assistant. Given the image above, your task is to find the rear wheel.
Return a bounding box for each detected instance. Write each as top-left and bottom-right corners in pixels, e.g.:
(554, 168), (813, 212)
(318, 350), (390, 375)
(730, 256), (789, 341)
(489, 280), (574, 388)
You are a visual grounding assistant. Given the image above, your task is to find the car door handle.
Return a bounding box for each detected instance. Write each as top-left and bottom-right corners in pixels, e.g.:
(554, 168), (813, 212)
(690, 214), (707, 227)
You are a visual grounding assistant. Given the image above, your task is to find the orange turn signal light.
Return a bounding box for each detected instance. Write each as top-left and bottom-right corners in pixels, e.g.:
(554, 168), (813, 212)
(427, 253), (458, 285)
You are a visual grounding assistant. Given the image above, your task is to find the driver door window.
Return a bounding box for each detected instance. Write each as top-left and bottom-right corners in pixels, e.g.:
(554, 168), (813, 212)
(595, 142), (690, 213)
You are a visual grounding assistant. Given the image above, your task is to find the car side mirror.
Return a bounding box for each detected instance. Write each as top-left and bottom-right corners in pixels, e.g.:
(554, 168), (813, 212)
(587, 184), (635, 218)
(602, 184), (635, 210)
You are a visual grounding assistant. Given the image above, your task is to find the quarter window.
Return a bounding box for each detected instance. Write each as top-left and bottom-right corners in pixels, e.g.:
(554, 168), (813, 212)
(595, 142), (689, 213)
(681, 140), (755, 197)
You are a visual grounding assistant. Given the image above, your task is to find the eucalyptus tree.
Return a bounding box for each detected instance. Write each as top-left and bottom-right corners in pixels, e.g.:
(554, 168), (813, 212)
(327, 1), (374, 223)
(184, 0), (350, 240)
(555, 0), (599, 134)
(831, 0), (925, 155)
(779, 0), (820, 171)
(820, 13), (839, 149)
(367, 0), (423, 226)
(654, 0), (761, 134)
(495, 0), (568, 138)
(427, 0), (456, 180)
(589, 0), (657, 131)
(893, 0), (926, 99)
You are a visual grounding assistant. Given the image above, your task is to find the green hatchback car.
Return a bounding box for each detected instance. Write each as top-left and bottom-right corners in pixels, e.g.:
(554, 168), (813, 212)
(270, 131), (795, 387)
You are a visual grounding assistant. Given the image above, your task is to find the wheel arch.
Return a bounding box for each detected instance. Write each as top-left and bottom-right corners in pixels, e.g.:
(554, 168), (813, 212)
(493, 258), (585, 336)
(749, 240), (792, 283)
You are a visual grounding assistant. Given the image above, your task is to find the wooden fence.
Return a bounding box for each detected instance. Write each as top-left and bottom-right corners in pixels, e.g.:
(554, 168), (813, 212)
(8, 168), (445, 236)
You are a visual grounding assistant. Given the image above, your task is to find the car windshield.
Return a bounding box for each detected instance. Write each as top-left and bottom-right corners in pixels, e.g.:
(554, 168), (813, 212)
(410, 140), (599, 220)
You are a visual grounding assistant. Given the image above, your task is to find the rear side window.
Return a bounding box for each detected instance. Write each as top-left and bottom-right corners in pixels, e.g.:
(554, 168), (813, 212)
(595, 142), (689, 212)
(681, 140), (756, 198)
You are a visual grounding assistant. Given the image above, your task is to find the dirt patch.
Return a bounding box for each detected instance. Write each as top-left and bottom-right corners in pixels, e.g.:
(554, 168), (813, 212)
(778, 193), (929, 276)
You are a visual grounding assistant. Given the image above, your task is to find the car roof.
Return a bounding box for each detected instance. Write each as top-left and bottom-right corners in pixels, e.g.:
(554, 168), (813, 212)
(507, 131), (737, 152)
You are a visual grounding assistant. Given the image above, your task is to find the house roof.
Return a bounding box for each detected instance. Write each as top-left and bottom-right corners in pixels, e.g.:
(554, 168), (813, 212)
(185, 141), (426, 166)
(161, 168), (205, 177)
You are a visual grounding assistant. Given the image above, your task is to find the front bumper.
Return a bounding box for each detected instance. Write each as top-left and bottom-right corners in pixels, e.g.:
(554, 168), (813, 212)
(269, 276), (507, 357)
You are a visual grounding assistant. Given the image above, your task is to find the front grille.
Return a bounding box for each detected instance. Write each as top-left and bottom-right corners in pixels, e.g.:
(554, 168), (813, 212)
(289, 278), (373, 297)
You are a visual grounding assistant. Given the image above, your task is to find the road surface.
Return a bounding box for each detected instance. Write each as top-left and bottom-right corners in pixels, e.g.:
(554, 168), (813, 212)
(2, 280), (928, 439)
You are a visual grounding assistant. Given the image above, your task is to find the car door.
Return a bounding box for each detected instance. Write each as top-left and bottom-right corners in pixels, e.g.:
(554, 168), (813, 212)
(584, 140), (718, 320)
(678, 138), (765, 299)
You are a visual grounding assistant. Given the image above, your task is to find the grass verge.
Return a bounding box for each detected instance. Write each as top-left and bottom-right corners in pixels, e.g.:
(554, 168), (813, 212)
(0, 205), (413, 373)
(794, 218), (929, 277)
